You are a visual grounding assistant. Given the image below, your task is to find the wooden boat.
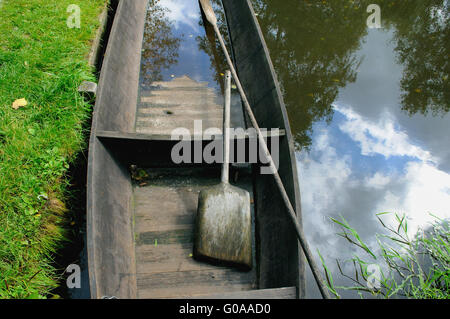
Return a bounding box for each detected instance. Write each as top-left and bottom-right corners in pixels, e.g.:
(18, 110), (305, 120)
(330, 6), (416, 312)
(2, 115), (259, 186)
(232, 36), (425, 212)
(87, 0), (305, 299)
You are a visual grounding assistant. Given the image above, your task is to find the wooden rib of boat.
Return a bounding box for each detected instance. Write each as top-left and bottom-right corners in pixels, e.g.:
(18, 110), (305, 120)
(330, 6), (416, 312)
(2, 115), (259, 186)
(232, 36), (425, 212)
(87, 0), (305, 299)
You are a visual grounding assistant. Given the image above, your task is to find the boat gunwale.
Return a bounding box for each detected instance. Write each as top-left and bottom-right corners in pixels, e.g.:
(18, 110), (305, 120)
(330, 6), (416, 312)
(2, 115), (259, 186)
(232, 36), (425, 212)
(87, 0), (148, 299)
(221, 0), (305, 297)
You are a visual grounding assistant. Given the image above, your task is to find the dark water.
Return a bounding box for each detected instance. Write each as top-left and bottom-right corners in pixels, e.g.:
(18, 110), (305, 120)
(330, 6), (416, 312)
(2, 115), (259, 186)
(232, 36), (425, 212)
(140, 0), (229, 91)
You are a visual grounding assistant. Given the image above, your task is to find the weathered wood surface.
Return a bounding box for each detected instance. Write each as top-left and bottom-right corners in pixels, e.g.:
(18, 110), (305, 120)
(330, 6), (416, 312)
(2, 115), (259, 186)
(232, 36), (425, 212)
(87, 0), (148, 299)
(133, 170), (256, 299)
(97, 129), (285, 142)
(190, 286), (297, 299)
(88, 0), (305, 299)
(222, 0), (305, 296)
(136, 76), (223, 135)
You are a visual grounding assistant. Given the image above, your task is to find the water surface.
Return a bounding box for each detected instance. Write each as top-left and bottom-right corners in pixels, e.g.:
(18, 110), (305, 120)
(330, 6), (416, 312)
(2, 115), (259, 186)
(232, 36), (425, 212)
(140, 0), (229, 91)
(251, 0), (449, 298)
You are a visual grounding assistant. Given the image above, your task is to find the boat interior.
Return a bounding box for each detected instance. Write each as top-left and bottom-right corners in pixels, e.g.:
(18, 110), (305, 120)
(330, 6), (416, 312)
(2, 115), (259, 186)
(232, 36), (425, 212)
(87, 0), (304, 299)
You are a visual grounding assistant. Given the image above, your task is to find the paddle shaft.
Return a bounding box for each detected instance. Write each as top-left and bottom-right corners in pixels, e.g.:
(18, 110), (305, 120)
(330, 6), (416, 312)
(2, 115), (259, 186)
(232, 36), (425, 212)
(221, 71), (232, 183)
(211, 22), (331, 300)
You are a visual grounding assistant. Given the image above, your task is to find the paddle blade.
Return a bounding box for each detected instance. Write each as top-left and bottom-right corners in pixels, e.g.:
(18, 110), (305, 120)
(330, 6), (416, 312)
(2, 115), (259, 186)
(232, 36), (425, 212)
(199, 0), (217, 25)
(194, 183), (252, 269)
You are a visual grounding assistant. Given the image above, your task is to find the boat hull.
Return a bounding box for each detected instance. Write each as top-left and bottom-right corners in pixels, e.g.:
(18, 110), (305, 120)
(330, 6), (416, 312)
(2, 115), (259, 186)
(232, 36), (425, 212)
(87, 0), (305, 299)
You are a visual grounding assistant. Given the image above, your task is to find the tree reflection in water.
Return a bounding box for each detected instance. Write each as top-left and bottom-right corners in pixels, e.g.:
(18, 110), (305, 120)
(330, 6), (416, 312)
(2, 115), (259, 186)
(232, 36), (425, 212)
(143, 0), (449, 146)
(248, 0), (448, 148)
(196, 0), (232, 95)
(140, 0), (181, 87)
(251, 0), (368, 150)
(382, 0), (449, 116)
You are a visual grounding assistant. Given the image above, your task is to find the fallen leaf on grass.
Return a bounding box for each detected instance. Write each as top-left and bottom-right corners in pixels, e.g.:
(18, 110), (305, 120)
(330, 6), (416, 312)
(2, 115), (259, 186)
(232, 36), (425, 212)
(12, 98), (28, 110)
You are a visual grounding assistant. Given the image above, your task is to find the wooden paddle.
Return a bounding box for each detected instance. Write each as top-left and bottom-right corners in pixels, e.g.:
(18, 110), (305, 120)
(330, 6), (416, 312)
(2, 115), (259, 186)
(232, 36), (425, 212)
(198, 0), (331, 299)
(194, 71), (252, 269)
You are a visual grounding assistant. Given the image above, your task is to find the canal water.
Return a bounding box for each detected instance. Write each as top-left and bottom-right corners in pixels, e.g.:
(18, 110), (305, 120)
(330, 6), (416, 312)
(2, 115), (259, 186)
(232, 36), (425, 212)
(67, 0), (448, 298)
(250, 0), (449, 298)
(140, 0), (229, 90)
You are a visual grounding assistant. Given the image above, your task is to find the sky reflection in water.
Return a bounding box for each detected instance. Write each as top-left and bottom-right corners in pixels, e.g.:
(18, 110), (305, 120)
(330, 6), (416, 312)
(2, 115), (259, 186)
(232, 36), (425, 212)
(297, 27), (449, 299)
(252, 0), (449, 298)
(140, 0), (225, 89)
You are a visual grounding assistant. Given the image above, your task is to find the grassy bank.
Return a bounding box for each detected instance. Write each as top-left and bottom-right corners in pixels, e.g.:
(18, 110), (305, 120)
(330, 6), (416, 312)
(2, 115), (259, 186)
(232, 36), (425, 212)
(0, 0), (107, 298)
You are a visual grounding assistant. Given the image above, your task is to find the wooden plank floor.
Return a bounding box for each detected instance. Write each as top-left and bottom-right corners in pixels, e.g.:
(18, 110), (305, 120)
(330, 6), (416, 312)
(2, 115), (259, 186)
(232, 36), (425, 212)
(132, 169), (257, 299)
(191, 287), (297, 299)
(136, 76), (223, 135)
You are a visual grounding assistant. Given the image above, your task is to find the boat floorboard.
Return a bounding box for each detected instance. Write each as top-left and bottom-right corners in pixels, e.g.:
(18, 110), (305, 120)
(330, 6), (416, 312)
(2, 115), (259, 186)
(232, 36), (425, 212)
(133, 168), (256, 299)
(136, 76), (223, 135)
(189, 287), (297, 299)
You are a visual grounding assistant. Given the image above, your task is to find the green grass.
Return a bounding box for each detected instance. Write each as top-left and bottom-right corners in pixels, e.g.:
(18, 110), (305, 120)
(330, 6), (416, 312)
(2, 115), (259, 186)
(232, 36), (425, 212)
(0, 0), (107, 298)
